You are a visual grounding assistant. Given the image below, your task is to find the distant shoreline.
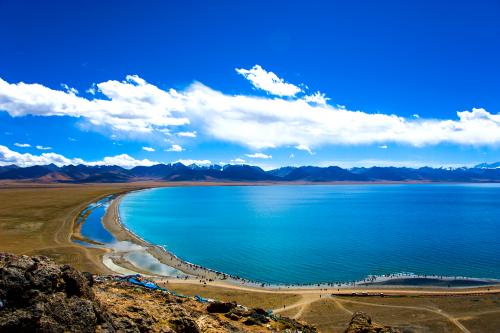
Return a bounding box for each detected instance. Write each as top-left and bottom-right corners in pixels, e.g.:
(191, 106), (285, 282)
(87, 186), (500, 294)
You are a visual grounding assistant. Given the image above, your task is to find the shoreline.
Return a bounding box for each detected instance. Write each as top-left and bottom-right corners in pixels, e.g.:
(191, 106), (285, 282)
(90, 188), (500, 294)
(101, 191), (269, 285)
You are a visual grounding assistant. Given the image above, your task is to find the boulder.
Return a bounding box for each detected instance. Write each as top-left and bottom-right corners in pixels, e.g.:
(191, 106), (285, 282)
(169, 316), (200, 333)
(344, 312), (401, 333)
(0, 253), (117, 333)
(206, 301), (237, 313)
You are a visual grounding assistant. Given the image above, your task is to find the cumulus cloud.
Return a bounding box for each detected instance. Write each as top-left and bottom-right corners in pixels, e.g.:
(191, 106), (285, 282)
(87, 154), (158, 168)
(378, 145), (388, 149)
(0, 75), (188, 134)
(142, 146), (155, 152)
(295, 144), (313, 154)
(177, 131), (197, 138)
(245, 153), (272, 159)
(35, 145), (52, 150)
(0, 145), (157, 168)
(166, 144), (183, 152)
(14, 143), (30, 148)
(176, 159), (211, 166)
(235, 65), (302, 97)
(185, 84), (500, 149)
(1, 69), (500, 150)
(0, 145), (84, 167)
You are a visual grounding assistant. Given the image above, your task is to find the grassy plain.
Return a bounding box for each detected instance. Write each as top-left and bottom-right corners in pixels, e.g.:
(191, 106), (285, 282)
(0, 183), (145, 272)
(165, 283), (302, 310)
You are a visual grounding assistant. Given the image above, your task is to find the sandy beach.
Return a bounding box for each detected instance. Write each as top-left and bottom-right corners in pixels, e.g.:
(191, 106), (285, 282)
(96, 188), (282, 282)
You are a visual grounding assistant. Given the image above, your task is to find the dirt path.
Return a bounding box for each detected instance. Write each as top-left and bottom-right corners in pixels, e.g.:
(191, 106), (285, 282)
(271, 293), (352, 319)
(330, 297), (353, 315)
(272, 294), (321, 318)
(271, 292), (476, 333)
(336, 298), (472, 333)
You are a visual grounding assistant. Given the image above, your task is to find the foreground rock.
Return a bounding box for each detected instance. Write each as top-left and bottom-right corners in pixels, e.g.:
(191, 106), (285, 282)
(344, 312), (401, 333)
(0, 253), (317, 332)
(0, 253), (115, 332)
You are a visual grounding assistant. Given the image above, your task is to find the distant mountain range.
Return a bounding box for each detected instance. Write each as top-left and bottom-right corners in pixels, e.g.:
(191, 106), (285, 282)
(474, 162), (500, 169)
(1, 162), (500, 183)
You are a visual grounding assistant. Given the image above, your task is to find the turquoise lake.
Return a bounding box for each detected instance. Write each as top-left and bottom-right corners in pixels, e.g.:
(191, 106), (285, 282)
(119, 184), (500, 284)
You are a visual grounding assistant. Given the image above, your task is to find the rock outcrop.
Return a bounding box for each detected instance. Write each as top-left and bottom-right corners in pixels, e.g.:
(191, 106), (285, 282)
(0, 253), (115, 332)
(0, 253), (317, 332)
(344, 312), (401, 333)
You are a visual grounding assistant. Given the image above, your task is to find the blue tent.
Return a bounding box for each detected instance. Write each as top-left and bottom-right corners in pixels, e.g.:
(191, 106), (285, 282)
(195, 295), (209, 303)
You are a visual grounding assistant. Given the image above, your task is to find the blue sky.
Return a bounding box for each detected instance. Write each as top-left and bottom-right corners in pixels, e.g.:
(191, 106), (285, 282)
(1, 0), (499, 169)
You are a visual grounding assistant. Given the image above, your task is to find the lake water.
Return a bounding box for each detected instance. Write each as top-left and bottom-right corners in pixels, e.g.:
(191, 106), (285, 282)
(77, 196), (115, 244)
(119, 184), (500, 284)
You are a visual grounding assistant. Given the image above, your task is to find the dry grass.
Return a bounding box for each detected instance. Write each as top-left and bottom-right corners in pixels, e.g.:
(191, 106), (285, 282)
(299, 299), (353, 333)
(341, 294), (500, 318)
(459, 311), (500, 333)
(296, 295), (500, 333)
(165, 283), (302, 310)
(0, 183), (146, 272)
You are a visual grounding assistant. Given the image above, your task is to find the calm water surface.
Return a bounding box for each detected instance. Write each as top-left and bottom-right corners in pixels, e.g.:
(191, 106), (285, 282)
(78, 196), (115, 244)
(120, 184), (500, 284)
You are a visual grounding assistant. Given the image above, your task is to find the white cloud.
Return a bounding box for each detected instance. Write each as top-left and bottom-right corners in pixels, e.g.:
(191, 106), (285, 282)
(230, 158), (246, 164)
(1, 71), (500, 150)
(177, 131), (197, 138)
(289, 153), (295, 158)
(0, 75), (188, 135)
(303, 91), (329, 105)
(36, 145), (52, 150)
(166, 144), (183, 152)
(245, 152), (272, 159)
(14, 143), (30, 148)
(86, 83), (97, 95)
(0, 145), (83, 167)
(87, 154), (158, 168)
(295, 144), (313, 155)
(0, 145), (157, 168)
(68, 137), (77, 142)
(61, 83), (78, 95)
(176, 159), (211, 166)
(142, 146), (155, 152)
(185, 83), (500, 148)
(235, 65), (302, 97)
(378, 145), (388, 149)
